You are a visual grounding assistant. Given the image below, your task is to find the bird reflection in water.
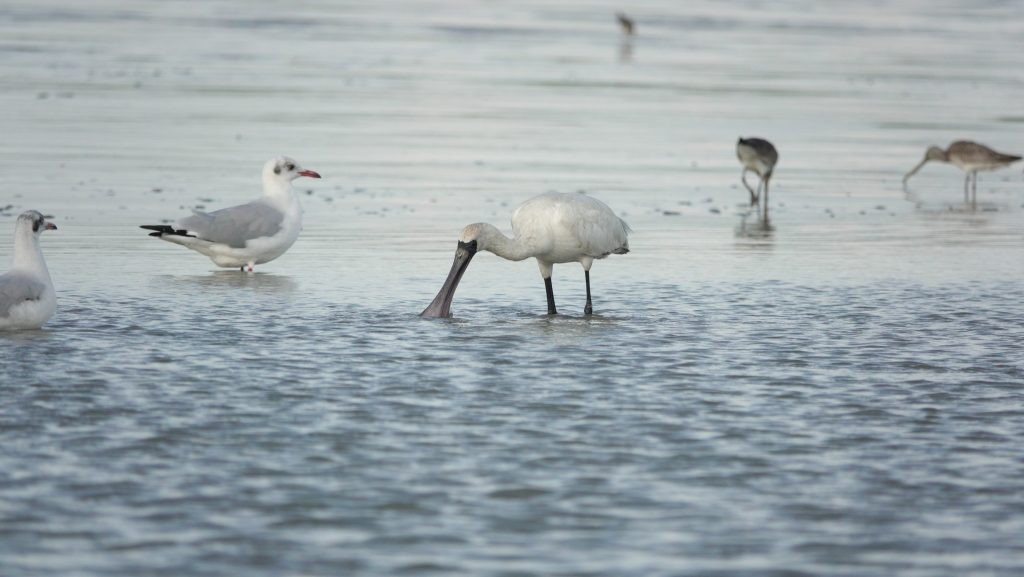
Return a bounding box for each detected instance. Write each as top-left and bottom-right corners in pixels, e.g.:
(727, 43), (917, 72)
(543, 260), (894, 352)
(166, 271), (298, 293)
(735, 208), (775, 243)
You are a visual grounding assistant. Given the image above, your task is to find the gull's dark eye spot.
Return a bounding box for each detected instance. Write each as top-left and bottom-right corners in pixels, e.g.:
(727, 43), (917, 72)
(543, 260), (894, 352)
(274, 165), (282, 175)
(32, 218), (41, 232)
(285, 163), (295, 172)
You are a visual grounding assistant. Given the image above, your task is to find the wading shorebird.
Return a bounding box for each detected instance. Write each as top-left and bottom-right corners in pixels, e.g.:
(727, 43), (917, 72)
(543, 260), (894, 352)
(421, 192), (631, 318)
(736, 137), (778, 220)
(141, 156), (320, 272)
(903, 141), (1021, 204)
(0, 210), (57, 330)
(616, 12), (635, 36)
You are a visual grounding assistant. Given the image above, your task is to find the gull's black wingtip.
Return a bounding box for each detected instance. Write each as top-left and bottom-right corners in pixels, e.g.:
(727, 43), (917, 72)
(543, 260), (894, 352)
(140, 224), (194, 238)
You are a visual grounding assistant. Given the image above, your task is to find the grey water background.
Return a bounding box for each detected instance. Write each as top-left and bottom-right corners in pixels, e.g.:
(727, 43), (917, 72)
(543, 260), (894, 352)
(2, 0), (1023, 575)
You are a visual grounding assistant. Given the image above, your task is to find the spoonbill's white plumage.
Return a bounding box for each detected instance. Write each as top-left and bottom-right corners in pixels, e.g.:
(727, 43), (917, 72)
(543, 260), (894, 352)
(903, 141), (1021, 204)
(421, 192), (630, 318)
(0, 210), (57, 331)
(141, 156), (320, 272)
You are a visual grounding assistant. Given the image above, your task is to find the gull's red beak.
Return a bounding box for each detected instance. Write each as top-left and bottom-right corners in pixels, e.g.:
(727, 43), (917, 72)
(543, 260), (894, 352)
(45, 222), (58, 230)
(298, 169), (321, 179)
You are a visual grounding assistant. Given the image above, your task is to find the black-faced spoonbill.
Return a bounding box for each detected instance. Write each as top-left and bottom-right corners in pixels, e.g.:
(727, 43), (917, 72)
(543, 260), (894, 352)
(736, 137), (778, 220)
(421, 192), (631, 318)
(141, 156), (320, 272)
(0, 210), (57, 331)
(903, 141), (1021, 204)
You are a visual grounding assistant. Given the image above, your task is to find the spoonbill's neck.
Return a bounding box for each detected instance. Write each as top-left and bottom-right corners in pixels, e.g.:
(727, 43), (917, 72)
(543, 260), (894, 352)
(478, 224), (538, 262)
(12, 226), (50, 281)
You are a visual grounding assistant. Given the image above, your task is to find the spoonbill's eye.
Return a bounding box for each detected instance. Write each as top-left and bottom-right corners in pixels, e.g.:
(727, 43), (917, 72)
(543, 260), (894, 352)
(285, 163), (295, 171)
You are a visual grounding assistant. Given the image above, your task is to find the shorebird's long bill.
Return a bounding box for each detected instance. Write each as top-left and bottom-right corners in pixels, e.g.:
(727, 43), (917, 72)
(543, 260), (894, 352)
(420, 241), (477, 318)
(903, 158), (928, 183)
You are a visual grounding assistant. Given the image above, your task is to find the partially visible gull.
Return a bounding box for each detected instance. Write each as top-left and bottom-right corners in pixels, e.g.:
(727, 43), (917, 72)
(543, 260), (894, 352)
(0, 210), (57, 331)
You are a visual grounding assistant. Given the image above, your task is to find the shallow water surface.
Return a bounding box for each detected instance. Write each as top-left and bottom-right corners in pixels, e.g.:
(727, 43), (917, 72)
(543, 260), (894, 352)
(1, 0), (1023, 575)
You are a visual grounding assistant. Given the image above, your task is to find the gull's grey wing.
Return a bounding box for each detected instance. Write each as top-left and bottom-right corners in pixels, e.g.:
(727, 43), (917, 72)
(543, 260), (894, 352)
(0, 272), (45, 317)
(177, 201), (284, 248)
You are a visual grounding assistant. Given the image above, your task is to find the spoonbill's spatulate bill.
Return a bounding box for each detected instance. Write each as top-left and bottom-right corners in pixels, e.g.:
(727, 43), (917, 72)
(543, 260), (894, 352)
(421, 192), (631, 318)
(0, 210), (57, 330)
(903, 140), (1021, 203)
(736, 137), (778, 221)
(141, 156), (320, 272)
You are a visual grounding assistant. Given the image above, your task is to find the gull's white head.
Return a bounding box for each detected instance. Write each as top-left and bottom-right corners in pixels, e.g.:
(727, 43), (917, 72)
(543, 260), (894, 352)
(262, 156), (321, 184)
(16, 210), (57, 237)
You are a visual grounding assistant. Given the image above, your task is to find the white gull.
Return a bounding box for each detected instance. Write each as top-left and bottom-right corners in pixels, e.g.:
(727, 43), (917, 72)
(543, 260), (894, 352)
(0, 210), (57, 331)
(141, 156), (320, 272)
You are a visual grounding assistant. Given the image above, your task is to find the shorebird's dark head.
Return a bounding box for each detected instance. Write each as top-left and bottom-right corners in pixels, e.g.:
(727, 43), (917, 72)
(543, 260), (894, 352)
(924, 146), (947, 162)
(616, 12), (634, 35)
(904, 146), (946, 183)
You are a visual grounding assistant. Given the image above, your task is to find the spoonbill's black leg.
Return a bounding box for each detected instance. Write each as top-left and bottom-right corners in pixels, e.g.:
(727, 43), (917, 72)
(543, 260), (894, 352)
(544, 277), (557, 315)
(584, 271), (593, 315)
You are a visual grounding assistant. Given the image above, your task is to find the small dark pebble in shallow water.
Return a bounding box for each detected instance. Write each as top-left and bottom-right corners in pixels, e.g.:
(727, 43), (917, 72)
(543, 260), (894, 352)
(679, 200), (692, 206)
(151, 188), (162, 193)
(709, 207), (721, 214)
(875, 205), (886, 210)
(662, 210), (680, 216)
(305, 189), (313, 195)
(36, 91), (48, 99)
